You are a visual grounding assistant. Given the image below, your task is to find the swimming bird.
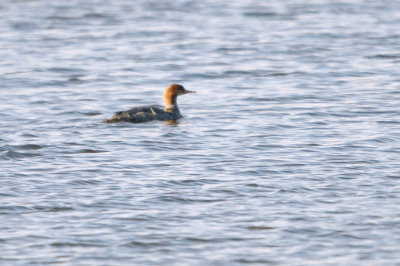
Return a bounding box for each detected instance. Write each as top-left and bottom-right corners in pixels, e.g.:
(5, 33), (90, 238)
(105, 84), (196, 123)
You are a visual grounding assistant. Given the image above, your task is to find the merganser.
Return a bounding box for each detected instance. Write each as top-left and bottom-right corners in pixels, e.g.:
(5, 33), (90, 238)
(105, 84), (196, 123)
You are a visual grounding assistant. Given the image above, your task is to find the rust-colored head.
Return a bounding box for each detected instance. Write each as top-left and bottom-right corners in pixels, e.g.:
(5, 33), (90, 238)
(163, 84), (196, 105)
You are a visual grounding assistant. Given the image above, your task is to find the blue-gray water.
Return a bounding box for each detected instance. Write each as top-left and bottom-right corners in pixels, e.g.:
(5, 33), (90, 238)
(1, 0), (400, 264)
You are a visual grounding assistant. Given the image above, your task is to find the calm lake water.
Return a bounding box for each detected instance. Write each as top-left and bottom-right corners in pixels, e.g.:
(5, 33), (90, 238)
(1, 0), (400, 264)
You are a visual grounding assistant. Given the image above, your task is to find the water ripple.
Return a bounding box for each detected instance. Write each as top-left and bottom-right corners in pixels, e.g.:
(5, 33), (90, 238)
(1, 0), (400, 264)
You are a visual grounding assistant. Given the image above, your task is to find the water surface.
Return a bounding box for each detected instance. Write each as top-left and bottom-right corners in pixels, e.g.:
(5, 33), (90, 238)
(1, 0), (400, 264)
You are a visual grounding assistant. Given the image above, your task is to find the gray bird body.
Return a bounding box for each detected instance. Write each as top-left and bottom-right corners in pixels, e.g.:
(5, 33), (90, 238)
(105, 104), (181, 123)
